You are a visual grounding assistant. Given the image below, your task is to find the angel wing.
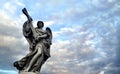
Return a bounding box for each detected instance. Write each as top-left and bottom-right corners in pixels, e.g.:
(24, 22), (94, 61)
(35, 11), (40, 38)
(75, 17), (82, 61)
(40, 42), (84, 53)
(46, 27), (52, 44)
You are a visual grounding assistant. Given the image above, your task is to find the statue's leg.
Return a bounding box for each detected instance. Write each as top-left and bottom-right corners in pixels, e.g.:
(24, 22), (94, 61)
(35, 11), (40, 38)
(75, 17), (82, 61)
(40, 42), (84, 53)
(31, 53), (44, 72)
(24, 44), (42, 71)
(32, 48), (49, 72)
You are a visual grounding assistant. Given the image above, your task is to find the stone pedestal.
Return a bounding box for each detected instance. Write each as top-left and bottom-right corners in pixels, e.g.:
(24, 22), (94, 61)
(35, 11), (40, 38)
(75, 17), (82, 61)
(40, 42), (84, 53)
(19, 71), (40, 74)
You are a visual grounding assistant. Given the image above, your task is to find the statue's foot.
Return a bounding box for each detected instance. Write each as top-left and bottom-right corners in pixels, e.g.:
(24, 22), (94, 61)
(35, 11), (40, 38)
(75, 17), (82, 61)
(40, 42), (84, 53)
(13, 61), (23, 70)
(13, 61), (18, 67)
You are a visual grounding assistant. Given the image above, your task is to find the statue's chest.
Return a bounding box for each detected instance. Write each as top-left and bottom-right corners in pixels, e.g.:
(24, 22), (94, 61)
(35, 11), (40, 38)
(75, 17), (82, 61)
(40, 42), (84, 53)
(35, 29), (45, 36)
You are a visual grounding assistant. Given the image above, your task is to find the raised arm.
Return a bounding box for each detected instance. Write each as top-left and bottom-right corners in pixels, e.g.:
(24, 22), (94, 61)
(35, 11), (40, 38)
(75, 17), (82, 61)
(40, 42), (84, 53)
(22, 8), (33, 22)
(22, 8), (38, 39)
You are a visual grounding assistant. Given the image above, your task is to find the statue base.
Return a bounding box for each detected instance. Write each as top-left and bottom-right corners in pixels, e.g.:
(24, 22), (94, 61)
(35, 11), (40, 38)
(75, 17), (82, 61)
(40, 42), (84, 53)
(19, 71), (40, 74)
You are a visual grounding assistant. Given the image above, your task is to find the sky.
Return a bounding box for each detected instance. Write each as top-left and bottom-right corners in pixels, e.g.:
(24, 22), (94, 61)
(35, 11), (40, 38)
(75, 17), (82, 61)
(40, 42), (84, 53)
(0, 0), (119, 74)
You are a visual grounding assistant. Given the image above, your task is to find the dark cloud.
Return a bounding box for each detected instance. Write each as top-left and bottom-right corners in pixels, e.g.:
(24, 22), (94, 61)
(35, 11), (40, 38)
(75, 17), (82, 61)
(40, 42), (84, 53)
(0, 12), (27, 70)
(0, 24), (21, 38)
(111, 22), (120, 74)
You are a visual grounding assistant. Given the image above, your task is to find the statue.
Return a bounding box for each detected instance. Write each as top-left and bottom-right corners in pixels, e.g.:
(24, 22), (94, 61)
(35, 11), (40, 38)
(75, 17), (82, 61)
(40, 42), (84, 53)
(13, 8), (52, 74)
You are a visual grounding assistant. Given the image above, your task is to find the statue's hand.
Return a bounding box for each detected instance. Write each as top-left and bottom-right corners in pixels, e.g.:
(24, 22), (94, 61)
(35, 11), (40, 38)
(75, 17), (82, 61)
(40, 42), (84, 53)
(35, 34), (47, 41)
(35, 35), (40, 41)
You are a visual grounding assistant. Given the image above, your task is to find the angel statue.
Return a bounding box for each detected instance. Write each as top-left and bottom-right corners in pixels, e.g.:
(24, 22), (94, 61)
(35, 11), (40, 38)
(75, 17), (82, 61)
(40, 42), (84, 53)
(13, 8), (52, 74)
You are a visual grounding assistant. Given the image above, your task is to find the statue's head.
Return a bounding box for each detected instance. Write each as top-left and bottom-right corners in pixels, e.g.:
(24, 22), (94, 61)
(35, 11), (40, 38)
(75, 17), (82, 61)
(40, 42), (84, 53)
(37, 21), (44, 29)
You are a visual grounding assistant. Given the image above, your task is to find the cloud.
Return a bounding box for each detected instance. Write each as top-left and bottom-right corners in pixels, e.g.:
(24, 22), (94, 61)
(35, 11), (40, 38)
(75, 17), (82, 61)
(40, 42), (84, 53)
(0, 2), (27, 70)
(3, 2), (17, 14)
(44, 20), (55, 27)
(99, 71), (105, 74)
(41, 4), (118, 72)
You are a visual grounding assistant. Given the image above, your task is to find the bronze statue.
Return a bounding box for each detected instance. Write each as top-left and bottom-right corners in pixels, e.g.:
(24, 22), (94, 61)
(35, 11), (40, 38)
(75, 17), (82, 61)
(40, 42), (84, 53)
(13, 8), (52, 74)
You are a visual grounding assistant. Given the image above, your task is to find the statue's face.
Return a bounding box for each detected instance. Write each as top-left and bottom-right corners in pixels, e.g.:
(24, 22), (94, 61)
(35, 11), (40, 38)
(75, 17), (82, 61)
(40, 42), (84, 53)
(37, 22), (44, 29)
